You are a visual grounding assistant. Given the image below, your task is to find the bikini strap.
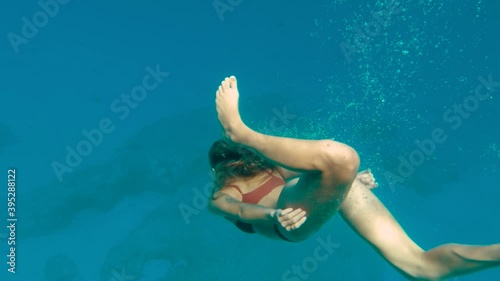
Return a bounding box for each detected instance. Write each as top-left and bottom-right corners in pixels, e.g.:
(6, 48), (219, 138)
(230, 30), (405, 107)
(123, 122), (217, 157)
(223, 184), (243, 195)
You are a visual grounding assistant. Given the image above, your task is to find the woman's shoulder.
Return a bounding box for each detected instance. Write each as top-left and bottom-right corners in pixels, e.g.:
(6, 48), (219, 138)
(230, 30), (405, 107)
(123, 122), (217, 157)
(214, 184), (243, 200)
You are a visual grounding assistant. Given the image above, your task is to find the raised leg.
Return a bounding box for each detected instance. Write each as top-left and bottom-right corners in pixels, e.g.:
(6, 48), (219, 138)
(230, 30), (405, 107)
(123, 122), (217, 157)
(339, 176), (500, 280)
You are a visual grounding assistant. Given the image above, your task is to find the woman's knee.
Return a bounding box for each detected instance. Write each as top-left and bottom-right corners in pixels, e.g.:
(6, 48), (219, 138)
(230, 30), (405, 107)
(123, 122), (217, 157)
(389, 250), (443, 281)
(319, 140), (360, 184)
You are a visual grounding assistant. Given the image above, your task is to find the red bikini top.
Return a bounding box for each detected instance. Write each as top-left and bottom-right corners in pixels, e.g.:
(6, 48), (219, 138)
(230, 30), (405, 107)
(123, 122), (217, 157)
(225, 175), (285, 204)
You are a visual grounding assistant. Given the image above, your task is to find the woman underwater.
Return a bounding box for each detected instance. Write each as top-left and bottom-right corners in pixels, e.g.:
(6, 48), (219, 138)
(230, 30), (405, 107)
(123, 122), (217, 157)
(208, 76), (500, 280)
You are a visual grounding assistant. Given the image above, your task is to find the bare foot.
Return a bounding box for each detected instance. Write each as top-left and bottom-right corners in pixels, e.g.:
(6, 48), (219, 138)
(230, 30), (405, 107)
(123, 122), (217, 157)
(356, 169), (378, 189)
(215, 76), (247, 142)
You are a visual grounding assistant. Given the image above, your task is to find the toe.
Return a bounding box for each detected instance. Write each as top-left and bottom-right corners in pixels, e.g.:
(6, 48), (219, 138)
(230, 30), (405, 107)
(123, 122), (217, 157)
(222, 77), (231, 90)
(229, 76), (237, 88)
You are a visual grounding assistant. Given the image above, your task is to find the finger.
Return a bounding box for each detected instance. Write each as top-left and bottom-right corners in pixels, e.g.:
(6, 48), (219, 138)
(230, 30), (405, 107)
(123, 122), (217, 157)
(286, 216), (307, 231)
(282, 210), (306, 227)
(289, 211), (307, 226)
(286, 208), (303, 219)
(288, 210), (306, 224)
(294, 210), (306, 220)
(293, 216), (307, 229)
(280, 208), (300, 221)
(280, 208), (293, 216)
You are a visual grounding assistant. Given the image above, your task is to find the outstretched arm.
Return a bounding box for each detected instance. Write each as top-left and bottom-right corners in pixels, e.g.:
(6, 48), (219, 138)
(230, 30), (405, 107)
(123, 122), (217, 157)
(209, 189), (307, 230)
(208, 193), (277, 223)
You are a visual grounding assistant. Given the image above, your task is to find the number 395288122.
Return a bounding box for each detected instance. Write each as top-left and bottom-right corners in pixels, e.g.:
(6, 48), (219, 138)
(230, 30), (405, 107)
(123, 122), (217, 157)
(7, 169), (17, 274)
(8, 169), (16, 215)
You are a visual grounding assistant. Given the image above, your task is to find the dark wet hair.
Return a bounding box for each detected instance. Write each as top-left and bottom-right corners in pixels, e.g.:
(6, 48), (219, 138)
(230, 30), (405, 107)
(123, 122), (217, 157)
(208, 139), (278, 197)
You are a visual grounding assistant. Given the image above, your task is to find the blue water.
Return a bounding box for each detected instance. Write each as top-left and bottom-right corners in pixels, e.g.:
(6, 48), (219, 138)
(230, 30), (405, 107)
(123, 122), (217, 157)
(1, 0), (499, 280)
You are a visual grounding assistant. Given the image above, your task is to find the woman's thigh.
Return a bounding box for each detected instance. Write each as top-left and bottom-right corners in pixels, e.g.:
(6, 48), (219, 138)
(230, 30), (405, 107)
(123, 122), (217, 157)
(275, 171), (352, 241)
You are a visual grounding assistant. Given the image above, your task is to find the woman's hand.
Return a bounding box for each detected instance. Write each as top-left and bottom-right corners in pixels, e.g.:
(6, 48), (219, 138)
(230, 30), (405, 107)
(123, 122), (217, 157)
(273, 208), (307, 231)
